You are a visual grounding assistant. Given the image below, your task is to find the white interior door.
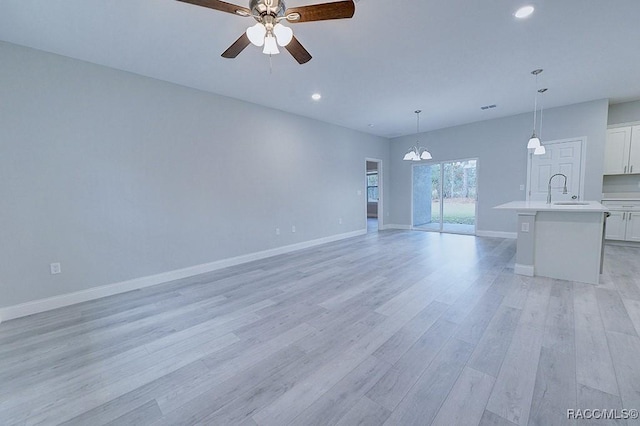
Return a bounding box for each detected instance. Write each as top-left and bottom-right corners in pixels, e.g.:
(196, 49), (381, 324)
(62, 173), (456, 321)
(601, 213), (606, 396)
(528, 138), (585, 202)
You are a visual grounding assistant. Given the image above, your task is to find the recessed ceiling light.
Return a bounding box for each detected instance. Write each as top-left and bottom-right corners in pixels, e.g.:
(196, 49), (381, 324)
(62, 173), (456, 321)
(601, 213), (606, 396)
(311, 93), (322, 101)
(368, 124), (374, 127)
(514, 5), (535, 19)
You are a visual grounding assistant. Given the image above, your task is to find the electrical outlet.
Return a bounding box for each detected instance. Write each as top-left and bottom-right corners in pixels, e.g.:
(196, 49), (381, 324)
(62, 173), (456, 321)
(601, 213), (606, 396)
(520, 184), (525, 191)
(357, 190), (362, 195)
(275, 228), (280, 235)
(521, 223), (529, 233)
(338, 218), (342, 225)
(292, 225), (296, 233)
(50, 263), (61, 274)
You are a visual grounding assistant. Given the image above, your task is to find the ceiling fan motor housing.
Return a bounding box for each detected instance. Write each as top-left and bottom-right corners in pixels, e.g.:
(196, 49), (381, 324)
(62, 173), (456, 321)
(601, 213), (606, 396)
(250, 0), (286, 20)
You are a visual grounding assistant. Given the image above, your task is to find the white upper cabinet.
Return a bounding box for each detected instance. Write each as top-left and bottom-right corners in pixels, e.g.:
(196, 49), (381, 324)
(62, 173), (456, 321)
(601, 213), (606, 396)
(604, 125), (640, 175)
(629, 125), (640, 174)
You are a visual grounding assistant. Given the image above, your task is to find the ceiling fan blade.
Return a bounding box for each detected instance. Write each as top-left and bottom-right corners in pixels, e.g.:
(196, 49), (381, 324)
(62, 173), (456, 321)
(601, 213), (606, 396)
(285, 36), (312, 64)
(285, 0), (354, 23)
(177, 0), (251, 17)
(221, 33), (251, 58)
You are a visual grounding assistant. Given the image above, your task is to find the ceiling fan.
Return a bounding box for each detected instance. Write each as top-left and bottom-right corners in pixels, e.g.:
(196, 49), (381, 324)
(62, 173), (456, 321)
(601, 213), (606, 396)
(177, 0), (355, 64)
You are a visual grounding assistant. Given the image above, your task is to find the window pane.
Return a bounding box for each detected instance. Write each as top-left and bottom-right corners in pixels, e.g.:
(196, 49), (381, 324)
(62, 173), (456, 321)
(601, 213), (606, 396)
(367, 187), (378, 202)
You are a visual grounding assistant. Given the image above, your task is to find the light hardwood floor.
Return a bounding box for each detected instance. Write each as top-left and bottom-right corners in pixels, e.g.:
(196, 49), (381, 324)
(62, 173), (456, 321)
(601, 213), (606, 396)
(1, 230), (640, 426)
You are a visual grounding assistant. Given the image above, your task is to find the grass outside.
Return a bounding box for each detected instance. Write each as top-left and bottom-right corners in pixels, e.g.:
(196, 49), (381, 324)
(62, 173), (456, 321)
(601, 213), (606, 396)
(432, 198), (475, 225)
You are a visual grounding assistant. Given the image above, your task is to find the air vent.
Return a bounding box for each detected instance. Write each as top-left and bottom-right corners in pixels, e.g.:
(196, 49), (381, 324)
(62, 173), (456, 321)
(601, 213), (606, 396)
(480, 104), (497, 110)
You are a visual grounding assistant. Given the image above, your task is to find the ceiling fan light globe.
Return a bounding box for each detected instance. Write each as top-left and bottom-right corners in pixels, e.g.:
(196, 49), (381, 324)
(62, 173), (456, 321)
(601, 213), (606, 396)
(420, 150), (432, 160)
(246, 23), (266, 46)
(403, 151), (414, 161)
(273, 23), (293, 46)
(263, 34), (280, 55)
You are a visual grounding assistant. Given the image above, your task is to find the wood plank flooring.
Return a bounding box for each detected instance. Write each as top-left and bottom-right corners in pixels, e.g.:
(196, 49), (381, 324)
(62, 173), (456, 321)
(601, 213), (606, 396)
(1, 230), (640, 425)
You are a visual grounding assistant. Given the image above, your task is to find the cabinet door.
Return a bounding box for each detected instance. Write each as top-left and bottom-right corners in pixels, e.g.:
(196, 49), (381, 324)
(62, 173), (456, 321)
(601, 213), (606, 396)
(626, 212), (640, 241)
(605, 211), (627, 240)
(604, 127), (631, 174)
(628, 126), (640, 174)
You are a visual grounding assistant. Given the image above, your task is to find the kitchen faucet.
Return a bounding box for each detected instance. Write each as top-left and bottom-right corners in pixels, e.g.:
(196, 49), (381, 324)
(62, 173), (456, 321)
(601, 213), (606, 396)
(547, 173), (568, 204)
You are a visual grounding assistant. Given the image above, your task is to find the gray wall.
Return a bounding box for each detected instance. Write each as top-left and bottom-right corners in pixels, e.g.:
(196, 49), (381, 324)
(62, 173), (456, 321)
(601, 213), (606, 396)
(0, 42), (389, 308)
(608, 100), (640, 125)
(388, 99), (609, 233)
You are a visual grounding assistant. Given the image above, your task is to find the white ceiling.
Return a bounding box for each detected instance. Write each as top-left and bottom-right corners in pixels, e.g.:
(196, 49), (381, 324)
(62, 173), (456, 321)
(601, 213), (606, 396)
(1, 0), (640, 138)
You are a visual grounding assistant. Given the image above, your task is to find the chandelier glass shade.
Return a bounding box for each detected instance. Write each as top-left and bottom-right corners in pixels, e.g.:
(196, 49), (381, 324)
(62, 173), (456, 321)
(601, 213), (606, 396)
(403, 148), (432, 161)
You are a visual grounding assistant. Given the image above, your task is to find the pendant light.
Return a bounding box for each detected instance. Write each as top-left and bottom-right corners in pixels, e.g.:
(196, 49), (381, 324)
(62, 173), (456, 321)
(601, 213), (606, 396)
(534, 88), (548, 155)
(527, 69), (543, 149)
(403, 110), (432, 161)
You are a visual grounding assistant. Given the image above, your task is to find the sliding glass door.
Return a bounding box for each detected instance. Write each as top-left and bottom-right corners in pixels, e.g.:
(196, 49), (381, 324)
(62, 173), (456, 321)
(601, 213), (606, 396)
(412, 159), (477, 234)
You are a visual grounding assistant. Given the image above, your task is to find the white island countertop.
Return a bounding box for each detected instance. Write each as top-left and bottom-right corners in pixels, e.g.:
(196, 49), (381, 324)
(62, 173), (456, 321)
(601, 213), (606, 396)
(495, 201), (608, 212)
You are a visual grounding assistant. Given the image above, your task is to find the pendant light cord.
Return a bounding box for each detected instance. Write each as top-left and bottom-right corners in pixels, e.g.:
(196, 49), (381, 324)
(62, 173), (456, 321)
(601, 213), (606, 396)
(539, 93), (543, 139)
(532, 72), (538, 133)
(415, 110), (421, 148)
(539, 88), (547, 140)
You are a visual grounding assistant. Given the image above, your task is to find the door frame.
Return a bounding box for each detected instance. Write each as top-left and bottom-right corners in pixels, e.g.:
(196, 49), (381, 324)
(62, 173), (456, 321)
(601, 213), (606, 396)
(526, 136), (587, 201)
(365, 158), (383, 231)
(411, 157), (479, 235)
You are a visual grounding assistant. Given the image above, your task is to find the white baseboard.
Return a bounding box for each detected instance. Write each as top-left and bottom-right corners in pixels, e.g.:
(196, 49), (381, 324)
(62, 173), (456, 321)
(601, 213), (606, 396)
(382, 224), (412, 230)
(514, 263), (535, 276)
(0, 229), (367, 323)
(476, 230), (517, 239)
(380, 226), (515, 238)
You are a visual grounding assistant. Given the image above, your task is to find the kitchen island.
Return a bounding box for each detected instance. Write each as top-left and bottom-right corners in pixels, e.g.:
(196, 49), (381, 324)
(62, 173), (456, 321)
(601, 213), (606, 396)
(495, 201), (609, 284)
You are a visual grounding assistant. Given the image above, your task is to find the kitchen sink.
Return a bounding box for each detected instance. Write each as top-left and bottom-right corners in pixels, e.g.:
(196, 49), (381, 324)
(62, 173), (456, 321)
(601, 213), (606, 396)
(553, 202), (589, 205)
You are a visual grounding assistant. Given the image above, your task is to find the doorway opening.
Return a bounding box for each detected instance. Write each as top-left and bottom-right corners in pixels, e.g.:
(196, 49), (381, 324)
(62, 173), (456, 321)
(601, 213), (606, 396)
(366, 159), (382, 232)
(412, 159), (477, 235)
